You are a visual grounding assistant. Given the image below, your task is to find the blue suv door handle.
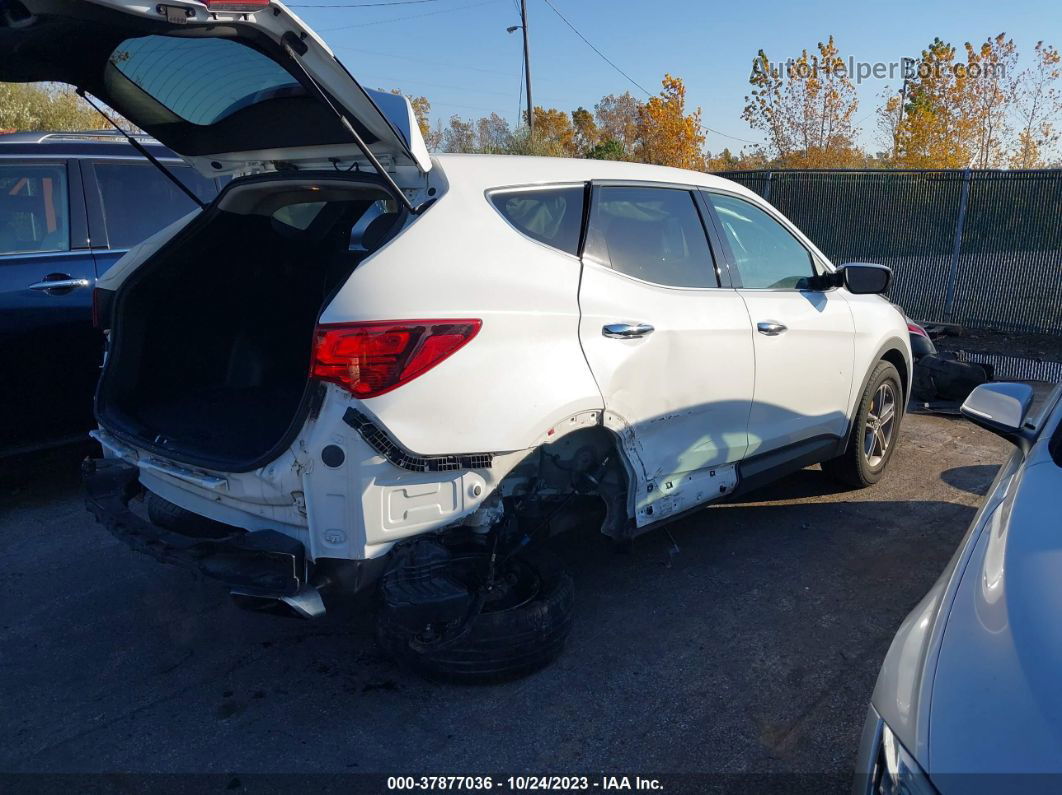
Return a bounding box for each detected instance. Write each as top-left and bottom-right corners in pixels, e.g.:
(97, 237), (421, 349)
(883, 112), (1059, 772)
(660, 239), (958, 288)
(28, 275), (91, 295)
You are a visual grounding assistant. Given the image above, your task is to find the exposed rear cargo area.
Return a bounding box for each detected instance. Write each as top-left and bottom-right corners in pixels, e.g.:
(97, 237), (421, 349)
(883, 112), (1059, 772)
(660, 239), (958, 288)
(97, 176), (399, 471)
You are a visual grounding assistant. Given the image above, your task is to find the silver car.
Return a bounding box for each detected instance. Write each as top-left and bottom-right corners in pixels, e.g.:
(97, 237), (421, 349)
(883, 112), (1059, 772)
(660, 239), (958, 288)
(854, 381), (1062, 794)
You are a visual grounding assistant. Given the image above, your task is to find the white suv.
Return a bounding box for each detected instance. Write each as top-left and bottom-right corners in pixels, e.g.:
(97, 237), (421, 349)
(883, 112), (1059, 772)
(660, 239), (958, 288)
(5, 0), (911, 680)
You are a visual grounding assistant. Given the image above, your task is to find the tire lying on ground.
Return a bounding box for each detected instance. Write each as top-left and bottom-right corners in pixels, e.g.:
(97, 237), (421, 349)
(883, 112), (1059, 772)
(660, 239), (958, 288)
(146, 492), (235, 539)
(376, 541), (574, 683)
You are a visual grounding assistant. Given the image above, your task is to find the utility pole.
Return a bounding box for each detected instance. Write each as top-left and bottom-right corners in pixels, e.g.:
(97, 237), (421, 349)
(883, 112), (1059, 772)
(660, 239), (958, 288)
(521, 0), (533, 140)
(509, 0), (535, 139)
(894, 57), (914, 160)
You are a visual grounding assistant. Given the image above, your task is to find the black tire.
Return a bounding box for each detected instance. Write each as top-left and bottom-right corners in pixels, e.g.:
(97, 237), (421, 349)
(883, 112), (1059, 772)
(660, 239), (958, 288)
(146, 492), (234, 539)
(822, 361), (904, 488)
(376, 550), (574, 684)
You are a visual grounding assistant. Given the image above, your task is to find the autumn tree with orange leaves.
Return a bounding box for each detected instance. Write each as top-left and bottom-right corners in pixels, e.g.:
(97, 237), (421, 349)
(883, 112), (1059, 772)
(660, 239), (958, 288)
(879, 38), (973, 167)
(636, 74), (708, 170)
(743, 36), (861, 167)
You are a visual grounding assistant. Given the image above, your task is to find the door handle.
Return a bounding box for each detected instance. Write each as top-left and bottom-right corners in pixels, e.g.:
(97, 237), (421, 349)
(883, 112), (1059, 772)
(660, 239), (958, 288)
(756, 320), (788, 336)
(29, 275), (91, 294)
(602, 322), (655, 339)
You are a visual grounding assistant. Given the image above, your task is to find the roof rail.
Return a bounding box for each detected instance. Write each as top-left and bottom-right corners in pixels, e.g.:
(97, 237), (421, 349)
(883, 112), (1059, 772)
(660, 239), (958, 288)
(0, 130), (161, 144)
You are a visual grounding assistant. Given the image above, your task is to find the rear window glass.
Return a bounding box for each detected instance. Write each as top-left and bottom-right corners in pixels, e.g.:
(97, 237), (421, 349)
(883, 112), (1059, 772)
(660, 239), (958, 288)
(94, 163), (217, 249)
(108, 35), (304, 127)
(490, 186), (584, 255)
(0, 164), (69, 256)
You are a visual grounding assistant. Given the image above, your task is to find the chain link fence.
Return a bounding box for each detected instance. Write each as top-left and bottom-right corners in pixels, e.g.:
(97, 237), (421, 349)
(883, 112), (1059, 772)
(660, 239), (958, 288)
(716, 169), (1062, 335)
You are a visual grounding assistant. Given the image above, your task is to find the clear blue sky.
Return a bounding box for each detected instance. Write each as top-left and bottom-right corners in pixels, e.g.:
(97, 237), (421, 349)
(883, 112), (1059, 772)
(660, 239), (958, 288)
(289, 0), (1061, 154)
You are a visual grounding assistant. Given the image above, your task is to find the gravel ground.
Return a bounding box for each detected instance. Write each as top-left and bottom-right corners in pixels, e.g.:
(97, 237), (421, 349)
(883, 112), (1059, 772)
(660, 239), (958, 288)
(932, 327), (1062, 363)
(0, 413), (1010, 792)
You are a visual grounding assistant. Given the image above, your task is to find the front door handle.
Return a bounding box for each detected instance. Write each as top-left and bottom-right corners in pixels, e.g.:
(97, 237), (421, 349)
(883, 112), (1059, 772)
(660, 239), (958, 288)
(603, 322), (655, 339)
(756, 320), (788, 336)
(29, 274), (91, 295)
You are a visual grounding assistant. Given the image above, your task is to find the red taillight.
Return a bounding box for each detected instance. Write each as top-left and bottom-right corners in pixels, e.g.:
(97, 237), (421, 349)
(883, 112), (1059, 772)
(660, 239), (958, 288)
(312, 320), (481, 398)
(907, 320), (929, 338)
(204, 0), (270, 10)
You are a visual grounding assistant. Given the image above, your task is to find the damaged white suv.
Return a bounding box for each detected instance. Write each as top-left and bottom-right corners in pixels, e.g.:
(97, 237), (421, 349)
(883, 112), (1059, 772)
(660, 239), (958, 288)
(4, 0), (911, 680)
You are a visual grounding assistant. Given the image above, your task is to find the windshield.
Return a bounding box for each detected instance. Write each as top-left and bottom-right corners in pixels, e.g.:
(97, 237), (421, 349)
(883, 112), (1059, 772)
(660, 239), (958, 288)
(108, 35), (304, 127)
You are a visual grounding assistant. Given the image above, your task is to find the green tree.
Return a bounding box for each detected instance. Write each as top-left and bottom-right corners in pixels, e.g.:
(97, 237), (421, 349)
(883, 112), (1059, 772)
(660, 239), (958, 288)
(0, 82), (109, 132)
(881, 38), (975, 168)
(586, 138), (626, 160)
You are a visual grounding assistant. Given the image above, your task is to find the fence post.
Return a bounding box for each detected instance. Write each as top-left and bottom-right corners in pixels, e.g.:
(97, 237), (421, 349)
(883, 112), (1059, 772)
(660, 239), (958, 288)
(763, 171), (773, 202)
(943, 168), (972, 322)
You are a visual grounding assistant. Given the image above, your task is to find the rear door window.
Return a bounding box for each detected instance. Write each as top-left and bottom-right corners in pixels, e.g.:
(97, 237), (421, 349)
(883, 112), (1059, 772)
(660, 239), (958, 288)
(92, 162), (217, 249)
(490, 186), (585, 255)
(0, 163), (69, 256)
(585, 186), (717, 288)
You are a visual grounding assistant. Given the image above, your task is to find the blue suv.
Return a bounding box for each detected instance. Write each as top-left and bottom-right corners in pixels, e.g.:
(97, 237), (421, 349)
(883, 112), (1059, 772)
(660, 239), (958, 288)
(0, 131), (222, 455)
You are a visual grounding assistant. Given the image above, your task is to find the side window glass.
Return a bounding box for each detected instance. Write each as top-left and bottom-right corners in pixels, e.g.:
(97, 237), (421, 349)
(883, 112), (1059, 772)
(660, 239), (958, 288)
(585, 186), (716, 288)
(93, 163), (217, 249)
(0, 164), (69, 256)
(707, 193), (814, 289)
(490, 186), (584, 256)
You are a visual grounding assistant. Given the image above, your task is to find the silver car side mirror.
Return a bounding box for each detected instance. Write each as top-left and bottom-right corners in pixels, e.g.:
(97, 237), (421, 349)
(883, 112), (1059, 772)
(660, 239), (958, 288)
(960, 382), (1035, 445)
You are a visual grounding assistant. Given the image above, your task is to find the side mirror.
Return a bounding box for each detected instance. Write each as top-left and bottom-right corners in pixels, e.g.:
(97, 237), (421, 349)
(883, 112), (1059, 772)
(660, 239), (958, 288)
(837, 263), (892, 294)
(960, 382), (1035, 445)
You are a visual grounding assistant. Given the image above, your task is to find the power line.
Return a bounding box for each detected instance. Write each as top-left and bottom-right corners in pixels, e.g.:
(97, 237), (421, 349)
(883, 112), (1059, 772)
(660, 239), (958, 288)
(540, 0), (650, 96)
(357, 72), (516, 97)
(320, 0), (500, 30)
(333, 45), (517, 77)
(540, 0), (759, 146)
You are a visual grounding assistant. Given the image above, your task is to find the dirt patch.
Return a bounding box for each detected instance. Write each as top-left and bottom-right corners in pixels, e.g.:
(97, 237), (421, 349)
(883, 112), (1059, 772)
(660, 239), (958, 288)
(932, 327), (1062, 364)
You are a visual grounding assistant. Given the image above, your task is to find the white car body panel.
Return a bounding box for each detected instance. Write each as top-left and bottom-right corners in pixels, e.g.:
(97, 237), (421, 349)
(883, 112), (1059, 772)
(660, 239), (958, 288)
(322, 159), (603, 455)
(739, 288), (855, 455)
(88, 153), (911, 562)
(577, 257), (754, 524)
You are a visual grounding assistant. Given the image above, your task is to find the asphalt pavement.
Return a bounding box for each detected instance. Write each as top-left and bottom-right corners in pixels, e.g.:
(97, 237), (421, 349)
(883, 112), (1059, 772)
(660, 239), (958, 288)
(0, 412), (1010, 791)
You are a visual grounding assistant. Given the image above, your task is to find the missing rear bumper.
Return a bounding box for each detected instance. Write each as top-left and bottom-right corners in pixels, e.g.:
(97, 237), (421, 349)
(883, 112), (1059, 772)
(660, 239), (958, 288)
(82, 457), (308, 598)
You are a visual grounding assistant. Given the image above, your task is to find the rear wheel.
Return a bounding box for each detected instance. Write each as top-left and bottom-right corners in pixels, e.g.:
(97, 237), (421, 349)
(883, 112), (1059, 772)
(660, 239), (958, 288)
(376, 543), (574, 684)
(822, 361), (903, 488)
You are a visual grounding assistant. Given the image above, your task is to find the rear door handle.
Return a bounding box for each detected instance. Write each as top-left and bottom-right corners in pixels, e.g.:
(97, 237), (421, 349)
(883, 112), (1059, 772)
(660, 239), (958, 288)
(29, 275), (91, 294)
(756, 320), (787, 336)
(603, 322), (655, 339)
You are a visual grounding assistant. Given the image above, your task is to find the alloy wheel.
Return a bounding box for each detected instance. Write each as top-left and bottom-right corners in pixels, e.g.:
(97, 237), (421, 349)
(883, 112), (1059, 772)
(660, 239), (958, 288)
(863, 382), (897, 468)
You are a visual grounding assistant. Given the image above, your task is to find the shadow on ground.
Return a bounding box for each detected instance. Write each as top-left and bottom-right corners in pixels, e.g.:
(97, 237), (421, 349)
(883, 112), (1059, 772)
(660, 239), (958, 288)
(0, 416), (1006, 787)
(939, 464), (1001, 496)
